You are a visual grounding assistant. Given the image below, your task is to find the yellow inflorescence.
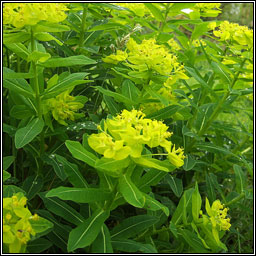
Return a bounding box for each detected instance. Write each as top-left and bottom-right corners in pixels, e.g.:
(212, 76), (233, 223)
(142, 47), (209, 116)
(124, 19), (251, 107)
(193, 3), (222, 17)
(3, 193), (39, 253)
(3, 3), (69, 28)
(47, 90), (84, 126)
(213, 21), (253, 49)
(206, 199), (231, 231)
(102, 50), (128, 65)
(88, 109), (185, 167)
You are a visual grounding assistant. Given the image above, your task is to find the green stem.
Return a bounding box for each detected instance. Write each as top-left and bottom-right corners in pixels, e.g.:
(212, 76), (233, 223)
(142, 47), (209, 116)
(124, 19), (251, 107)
(159, 3), (170, 34)
(225, 193), (245, 206)
(31, 28), (44, 173)
(79, 4), (89, 48)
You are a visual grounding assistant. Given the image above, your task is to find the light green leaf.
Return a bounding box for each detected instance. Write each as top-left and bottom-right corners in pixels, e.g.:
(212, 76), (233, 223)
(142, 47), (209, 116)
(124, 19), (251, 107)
(143, 193), (169, 216)
(146, 105), (181, 120)
(34, 22), (70, 32)
(34, 32), (63, 45)
(144, 3), (164, 21)
(3, 170), (11, 182)
(68, 209), (109, 252)
(65, 140), (98, 167)
(192, 182), (202, 222)
(42, 73), (89, 99)
(118, 173), (145, 208)
(30, 216), (53, 235)
(46, 187), (111, 203)
(10, 105), (34, 119)
(41, 55), (96, 68)
(15, 118), (44, 149)
(5, 43), (30, 60)
(27, 51), (51, 63)
(3, 32), (30, 44)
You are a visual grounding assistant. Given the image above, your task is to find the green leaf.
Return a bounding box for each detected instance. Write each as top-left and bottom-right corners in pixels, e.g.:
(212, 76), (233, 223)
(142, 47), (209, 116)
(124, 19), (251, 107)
(205, 173), (216, 204)
(110, 215), (159, 239)
(144, 3), (164, 21)
(34, 22), (70, 32)
(195, 103), (215, 132)
(22, 175), (44, 200)
(169, 221), (178, 238)
(3, 185), (26, 198)
(41, 55), (96, 68)
(30, 216), (54, 235)
(138, 168), (167, 191)
(118, 173), (145, 208)
(192, 182), (202, 222)
(233, 164), (246, 194)
(195, 142), (231, 155)
(41, 154), (67, 181)
(3, 72), (34, 79)
(103, 95), (122, 115)
(46, 187), (111, 203)
(68, 209), (110, 252)
(211, 61), (232, 84)
(27, 238), (52, 253)
(3, 32), (30, 44)
(65, 140), (98, 167)
(91, 224), (113, 253)
(183, 155), (196, 171)
(165, 175), (183, 197)
(15, 118), (44, 149)
(95, 157), (130, 177)
(143, 193), (169, 216)
(178, 228), (209, 253)
(3, 156), (15, 170)
(34, 32), (63, 45)
(132, 157), (175, 173)
(95, 86), (136, 105)
(3, 170), (11, 183)
(39, 192), (85, 226)
(167, 19), (202, 25)
(146, 105), (181, 120)
(42, 73), (89, 100)
(27, 51), (51, 63)
(10, 105), (34, 119)
(88, 22), (126, 31)
(3, 68), (34, 98)
(191, 22), (211, 39)
(5, 43), (30, 60)
(171, 188), (194, 225)
(55, 154), (89, 188)
(112, 239), (157, 253)
(121, 79), (140, 103)
(169, 3), (196, 13)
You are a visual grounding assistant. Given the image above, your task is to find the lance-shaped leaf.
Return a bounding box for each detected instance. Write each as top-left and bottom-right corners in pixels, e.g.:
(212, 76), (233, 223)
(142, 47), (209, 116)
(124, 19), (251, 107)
(5, 43), (30, 60)
(91, 224), (113, 253)
(68, 209), (110, 252)
(41, 73), (89, 100)
(110, 215), (159, 239)
(118, 173), (145, 208)
(233, 164), (246, 194)
(15, 118), (44, 149)
(41, 55), (96, 68)
(39, 192), (85, 226)
(3, 68), (34, 98)
(65, 140), (98, 167)
(132, 157), (175, 173)
(192, 182), (202, 222)
(46, 187), (111, 203)
(165, 175), (183, 197)
(146, 105), (181, 120)
(143, 193), (169, 216)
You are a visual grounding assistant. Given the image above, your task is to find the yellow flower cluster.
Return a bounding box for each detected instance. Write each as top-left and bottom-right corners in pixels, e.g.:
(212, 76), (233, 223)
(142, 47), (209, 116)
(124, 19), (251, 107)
(205, 198), (231, 231)
(213, 21), (253, 49)
(88, 109), (185, 167)
(47, 90), (84, 126)
(126, 38), (186, 77)
(3, 3), (69, 28)
(192, 3), (222, 17)
(3, 193), (39, 253)
(113, 3), (150, 17)
(102, 50), (128, 65)
(192, 39), (207, 47)
(167, 38), (181, 52)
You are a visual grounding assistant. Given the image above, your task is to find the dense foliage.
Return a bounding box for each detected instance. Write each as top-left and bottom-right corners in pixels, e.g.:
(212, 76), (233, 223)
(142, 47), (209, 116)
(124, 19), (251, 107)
(2, 3), (253, 254)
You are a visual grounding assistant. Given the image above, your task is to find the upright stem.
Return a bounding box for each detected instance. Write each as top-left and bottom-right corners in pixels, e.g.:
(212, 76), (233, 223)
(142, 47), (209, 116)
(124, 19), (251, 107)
(31, 28), (44, 173)
(159, 3), (170, 34)
(79, 4), (89, 49)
